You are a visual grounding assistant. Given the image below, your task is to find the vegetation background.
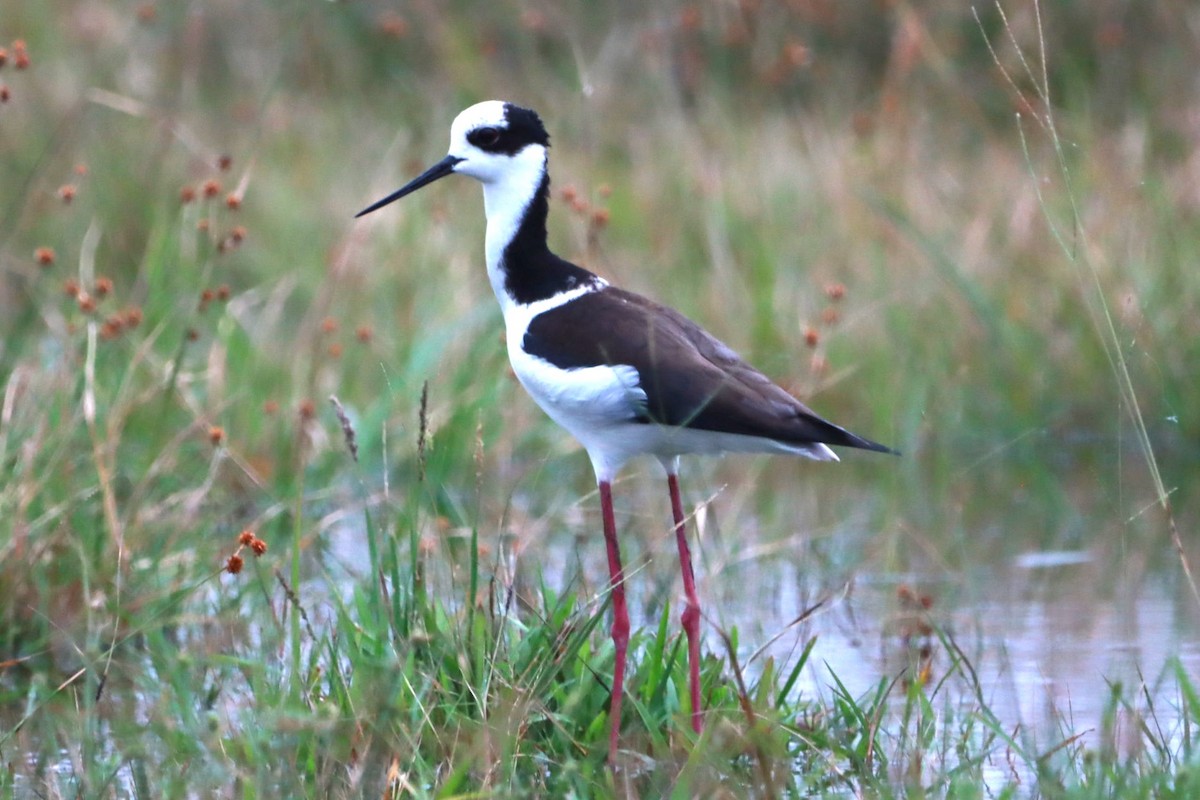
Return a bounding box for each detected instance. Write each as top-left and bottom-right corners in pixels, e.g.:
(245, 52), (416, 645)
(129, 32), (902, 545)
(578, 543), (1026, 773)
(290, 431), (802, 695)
(0, 0), (1196, 796)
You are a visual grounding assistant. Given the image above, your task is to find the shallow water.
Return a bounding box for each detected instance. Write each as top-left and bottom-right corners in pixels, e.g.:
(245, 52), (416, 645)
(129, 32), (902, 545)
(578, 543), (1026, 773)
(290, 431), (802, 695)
(742, 562), (1200, 751)
(325, 491), (1200, 759)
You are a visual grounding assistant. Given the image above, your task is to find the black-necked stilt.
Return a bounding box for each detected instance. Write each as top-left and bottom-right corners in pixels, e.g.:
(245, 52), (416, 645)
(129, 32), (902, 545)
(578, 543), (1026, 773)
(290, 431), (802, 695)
(358, 101), (896, 762)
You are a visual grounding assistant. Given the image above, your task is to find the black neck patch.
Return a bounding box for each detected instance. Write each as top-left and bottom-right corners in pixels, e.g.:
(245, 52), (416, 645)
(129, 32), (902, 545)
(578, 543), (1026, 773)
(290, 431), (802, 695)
(500, 171), (600, 305)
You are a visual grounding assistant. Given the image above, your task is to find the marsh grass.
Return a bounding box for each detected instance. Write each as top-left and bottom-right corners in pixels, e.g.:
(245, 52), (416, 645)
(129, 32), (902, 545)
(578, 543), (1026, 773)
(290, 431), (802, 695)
(1, 0), (1198, 796)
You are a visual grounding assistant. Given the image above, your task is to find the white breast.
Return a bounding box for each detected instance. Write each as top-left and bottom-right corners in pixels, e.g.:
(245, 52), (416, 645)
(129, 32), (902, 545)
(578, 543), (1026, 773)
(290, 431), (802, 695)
(503, 286), (655, 479)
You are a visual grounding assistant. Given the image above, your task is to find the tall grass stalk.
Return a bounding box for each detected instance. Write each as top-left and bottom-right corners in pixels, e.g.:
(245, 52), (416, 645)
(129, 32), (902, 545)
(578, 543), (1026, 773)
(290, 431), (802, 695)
(979, 0), (1196, 606)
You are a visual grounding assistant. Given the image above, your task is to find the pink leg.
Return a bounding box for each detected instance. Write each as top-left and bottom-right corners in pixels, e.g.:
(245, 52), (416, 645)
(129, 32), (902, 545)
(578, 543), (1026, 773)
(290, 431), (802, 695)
(599, 480), (629, 763)
(667, 472), (703, 734)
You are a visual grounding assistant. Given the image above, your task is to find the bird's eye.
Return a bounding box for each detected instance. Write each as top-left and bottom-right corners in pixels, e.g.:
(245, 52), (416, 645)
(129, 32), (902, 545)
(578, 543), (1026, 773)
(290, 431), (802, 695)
(474, 127), (501, 147)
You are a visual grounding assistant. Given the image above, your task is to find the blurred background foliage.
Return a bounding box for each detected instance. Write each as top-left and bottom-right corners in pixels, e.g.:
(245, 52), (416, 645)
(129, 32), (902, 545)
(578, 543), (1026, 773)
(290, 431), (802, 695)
(1, 0), (1196, 671)
(0, 0), (1195, 655)
(0, 0), (1197, 794)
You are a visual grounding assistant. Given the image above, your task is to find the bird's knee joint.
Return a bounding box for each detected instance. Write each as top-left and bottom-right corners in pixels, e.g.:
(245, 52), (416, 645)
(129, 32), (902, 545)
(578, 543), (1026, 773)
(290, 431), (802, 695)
(681, 602), (700, 630)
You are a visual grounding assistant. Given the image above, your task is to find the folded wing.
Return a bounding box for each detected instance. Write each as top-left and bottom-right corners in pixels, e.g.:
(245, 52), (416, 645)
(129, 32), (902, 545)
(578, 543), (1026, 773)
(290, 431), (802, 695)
(522, 287), (895, 454)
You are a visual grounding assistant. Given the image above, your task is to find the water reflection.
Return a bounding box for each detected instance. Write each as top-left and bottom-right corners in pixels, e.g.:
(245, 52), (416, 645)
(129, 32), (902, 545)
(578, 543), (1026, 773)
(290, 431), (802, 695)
(323, 490), (1200, 755)
(722, 555), (1200, 753)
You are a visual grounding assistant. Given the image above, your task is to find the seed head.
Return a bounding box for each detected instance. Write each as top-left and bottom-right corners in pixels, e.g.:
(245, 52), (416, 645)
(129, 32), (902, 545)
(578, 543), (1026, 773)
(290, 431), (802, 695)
(377, 11), (408, 38)
(679, 5), (702, 31)
(781, 41), (810, 68)
(100, 318), (123, 340)
(13, 40), (29, 70)
(330, 395), (358, 463)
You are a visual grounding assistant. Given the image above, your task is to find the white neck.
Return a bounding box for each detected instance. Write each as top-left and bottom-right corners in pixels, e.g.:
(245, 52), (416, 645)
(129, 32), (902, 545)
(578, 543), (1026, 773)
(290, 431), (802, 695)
(479, 145), (549, 315)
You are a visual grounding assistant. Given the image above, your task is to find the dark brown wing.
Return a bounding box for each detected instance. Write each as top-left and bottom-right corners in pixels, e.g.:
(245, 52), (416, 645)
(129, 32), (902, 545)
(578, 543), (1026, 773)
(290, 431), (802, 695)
(522, 287), (895, 453)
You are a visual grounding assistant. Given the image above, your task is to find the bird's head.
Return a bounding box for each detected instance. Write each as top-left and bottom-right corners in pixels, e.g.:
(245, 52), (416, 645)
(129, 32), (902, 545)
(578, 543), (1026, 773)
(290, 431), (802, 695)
(356, 101), (550, 218)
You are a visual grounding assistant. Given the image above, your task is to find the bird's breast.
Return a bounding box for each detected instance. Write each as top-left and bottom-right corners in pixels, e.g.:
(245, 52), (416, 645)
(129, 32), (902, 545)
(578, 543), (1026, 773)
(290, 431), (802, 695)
(506, 340), (646, 432)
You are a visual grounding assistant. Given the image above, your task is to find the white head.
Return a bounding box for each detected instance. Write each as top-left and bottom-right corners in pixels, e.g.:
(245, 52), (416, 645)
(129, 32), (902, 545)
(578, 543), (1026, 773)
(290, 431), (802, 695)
(447, 101), (549, 186)
(356, 100), (550, 217)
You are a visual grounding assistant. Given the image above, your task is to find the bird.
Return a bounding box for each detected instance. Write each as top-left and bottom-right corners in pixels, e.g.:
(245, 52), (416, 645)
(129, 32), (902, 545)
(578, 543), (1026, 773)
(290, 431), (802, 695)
(357, 100), (896, 763)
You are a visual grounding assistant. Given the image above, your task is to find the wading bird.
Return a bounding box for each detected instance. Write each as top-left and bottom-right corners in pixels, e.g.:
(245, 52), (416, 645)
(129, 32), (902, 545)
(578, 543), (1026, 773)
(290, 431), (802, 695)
(357, 101), (895, 762)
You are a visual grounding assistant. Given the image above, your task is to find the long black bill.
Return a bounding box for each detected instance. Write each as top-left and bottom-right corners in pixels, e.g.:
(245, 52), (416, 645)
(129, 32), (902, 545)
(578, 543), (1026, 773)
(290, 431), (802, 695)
(355, 155), (464, 218)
